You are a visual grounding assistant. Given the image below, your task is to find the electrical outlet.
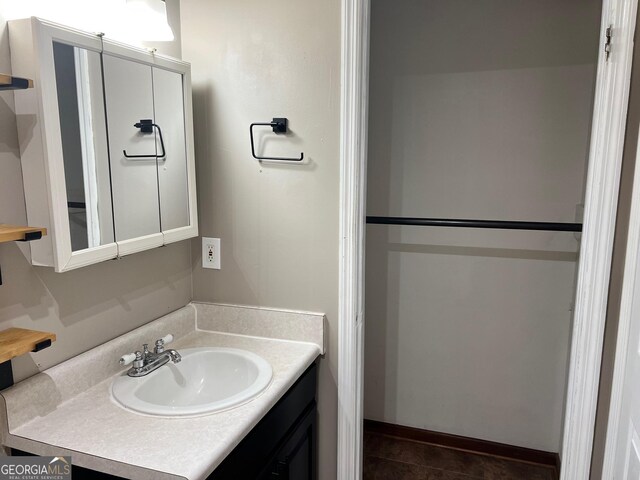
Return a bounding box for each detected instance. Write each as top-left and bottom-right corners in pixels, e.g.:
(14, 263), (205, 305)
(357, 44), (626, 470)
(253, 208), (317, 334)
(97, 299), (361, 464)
(202, 237), (221, 269)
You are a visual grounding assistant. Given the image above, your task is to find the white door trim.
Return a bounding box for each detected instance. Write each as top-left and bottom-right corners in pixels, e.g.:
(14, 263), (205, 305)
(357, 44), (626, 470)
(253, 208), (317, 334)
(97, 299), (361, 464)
(337, 0), (370, 479)
(561, 1), (638, 478)
(337, 1), (637, 479)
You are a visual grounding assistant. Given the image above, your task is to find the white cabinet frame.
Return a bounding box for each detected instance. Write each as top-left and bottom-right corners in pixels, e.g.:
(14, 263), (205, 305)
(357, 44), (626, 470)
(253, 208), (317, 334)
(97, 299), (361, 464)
(9, 18), (198, 270)
(10, 18), (118, 272)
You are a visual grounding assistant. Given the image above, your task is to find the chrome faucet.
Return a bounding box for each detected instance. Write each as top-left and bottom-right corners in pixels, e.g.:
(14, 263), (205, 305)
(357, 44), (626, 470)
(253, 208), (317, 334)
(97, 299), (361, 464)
(119, 334), (182, 377)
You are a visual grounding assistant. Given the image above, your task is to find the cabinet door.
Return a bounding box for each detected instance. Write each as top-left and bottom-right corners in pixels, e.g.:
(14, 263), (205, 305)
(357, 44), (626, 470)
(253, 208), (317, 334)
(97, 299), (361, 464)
(152, 67), (190, 232)
(102, 54), (162, 246)
(53, 42), (115, 253)
(10, 17), (120, 271)
(260, 405), (317, 480)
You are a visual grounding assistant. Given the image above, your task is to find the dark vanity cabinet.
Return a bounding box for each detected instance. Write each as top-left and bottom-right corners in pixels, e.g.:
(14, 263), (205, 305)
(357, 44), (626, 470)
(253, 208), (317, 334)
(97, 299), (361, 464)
(210, 362), (318, 480)
(12, 361), (318, 480)
(258, 406), (316, 480)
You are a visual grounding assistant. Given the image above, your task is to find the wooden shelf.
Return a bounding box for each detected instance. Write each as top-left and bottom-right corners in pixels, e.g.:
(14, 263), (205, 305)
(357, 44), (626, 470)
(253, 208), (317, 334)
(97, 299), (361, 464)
(0, 73), (34, 90)
(0, 328), (56, 364)
(0, 224), (47, 243)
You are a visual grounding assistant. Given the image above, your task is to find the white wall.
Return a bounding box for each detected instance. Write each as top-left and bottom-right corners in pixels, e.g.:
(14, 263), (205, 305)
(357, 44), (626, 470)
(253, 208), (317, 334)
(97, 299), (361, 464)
(180, 2), (340, 479)
(364, 0), (601, 452)
(0, 0), (191, 383)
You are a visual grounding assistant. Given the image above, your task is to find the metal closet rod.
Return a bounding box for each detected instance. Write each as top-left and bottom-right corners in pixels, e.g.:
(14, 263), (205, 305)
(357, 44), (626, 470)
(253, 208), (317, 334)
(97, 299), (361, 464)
(366, 216), (583, 232)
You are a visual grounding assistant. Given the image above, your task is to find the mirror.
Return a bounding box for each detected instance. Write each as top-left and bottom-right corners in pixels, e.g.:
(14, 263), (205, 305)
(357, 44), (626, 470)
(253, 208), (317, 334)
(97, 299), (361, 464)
(53, 41), (115, 252)
(152, 67), (190, 232)
(9, 17), (198, 271)
(101, 54), (161, 242)
(101, 54), (191, 242)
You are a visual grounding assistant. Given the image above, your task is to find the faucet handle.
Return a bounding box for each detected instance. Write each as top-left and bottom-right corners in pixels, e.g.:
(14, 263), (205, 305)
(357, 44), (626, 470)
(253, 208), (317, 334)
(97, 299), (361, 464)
(154, 334), (174, 354)
(119, 352), (137, 366)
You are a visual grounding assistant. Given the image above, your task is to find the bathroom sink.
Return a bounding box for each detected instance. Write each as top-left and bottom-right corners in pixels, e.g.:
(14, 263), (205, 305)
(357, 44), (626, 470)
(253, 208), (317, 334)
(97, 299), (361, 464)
(111, 347), (272, 417)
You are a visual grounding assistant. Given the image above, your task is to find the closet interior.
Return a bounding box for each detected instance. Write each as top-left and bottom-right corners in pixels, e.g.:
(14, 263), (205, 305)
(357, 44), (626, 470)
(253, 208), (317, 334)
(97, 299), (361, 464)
(363, 1), (602, 478)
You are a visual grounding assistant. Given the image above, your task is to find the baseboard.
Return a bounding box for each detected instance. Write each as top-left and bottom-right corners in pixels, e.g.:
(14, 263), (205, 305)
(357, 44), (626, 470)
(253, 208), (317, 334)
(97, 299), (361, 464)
(363, 419), (561, 473)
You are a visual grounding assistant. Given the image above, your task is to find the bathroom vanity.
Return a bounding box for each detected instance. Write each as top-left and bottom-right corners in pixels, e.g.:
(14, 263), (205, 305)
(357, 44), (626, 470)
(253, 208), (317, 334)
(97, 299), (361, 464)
(0, 304), (325, 480)
(13, 364), (317, 480)
(208, 362), (317, 480)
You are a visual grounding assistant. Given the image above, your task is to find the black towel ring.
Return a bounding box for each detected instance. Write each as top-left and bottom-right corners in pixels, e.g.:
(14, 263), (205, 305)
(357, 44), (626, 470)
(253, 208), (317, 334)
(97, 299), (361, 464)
(123, 119), (167, 159)
(249, 117), (304, 162)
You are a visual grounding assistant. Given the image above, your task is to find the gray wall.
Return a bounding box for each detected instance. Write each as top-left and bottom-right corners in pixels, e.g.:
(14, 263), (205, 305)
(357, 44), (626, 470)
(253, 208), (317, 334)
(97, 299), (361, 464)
(0, 1), (191, 383)
(364, 0), (601, 452)
(180, 2), (340, 479)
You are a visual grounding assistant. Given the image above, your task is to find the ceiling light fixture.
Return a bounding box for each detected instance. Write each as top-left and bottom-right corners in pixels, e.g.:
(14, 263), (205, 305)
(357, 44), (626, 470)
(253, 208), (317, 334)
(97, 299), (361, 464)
(125, 0), (174, 42)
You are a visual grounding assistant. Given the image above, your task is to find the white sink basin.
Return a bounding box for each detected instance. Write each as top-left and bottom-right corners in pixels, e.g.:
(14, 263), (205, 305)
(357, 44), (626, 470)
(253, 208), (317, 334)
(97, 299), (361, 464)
(111, 347), (273, 417)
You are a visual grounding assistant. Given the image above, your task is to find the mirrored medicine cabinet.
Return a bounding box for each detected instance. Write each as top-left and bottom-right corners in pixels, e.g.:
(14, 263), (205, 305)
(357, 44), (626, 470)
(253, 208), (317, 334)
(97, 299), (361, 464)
(8, 17), (198, 272)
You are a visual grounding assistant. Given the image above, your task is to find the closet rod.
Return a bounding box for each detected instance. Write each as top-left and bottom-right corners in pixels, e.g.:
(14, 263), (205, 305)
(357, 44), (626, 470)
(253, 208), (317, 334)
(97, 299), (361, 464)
(366, 216), (582, 232)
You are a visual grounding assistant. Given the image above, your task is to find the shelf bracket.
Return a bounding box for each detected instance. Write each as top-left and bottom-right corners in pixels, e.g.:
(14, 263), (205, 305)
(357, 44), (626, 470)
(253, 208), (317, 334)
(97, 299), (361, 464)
(0, 360), (13, 390)
(0, 74), (34, 91)
(33, 339), (52, 352)
(16, 231), (43, 242)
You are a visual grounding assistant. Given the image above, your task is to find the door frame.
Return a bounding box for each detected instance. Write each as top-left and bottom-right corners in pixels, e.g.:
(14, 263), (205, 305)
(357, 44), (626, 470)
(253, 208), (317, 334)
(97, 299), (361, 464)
(337, 1), (639, 480)
(601, 128), (640, 476)
(337, 0), (369, 479)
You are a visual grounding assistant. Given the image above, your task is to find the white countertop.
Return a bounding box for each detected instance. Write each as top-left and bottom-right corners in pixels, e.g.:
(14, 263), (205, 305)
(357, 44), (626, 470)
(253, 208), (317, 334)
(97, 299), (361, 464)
(0, 303), (324, 480)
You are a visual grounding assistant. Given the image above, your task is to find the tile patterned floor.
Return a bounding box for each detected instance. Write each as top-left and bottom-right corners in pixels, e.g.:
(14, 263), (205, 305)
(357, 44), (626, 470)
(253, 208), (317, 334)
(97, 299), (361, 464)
(364, 432), (558, 480)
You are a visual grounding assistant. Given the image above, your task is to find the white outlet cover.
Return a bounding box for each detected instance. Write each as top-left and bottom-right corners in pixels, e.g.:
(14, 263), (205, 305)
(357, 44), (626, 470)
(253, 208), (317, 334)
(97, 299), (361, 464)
(202, 237), (221, 269)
